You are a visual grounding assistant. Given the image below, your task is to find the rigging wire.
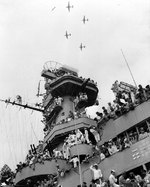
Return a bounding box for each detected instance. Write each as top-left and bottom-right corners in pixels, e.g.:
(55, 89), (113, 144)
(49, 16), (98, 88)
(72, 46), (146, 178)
(30, 122), (39, 142)
(121, 49), (138, 88)
(7, 106), (18, 165)
(16, 108), (24, 160)
(0, 106), (5, 168)
(22, 110), (30, 153)
(33, 111), (40, 144)
(1, 104), (16, 169)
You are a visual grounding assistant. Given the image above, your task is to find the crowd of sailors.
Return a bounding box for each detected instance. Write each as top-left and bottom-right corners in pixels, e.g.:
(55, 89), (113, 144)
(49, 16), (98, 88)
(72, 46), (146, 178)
(2, 82), (150, 186)
(43, 102), (90, 138)
(94, 84), (150, 124)
(11, 120), (150, 186)
(96, 119), (150, 160)
(15, 126), (100, 173)
(24, 174), (61, 187)
(44, 68), (97, 90)
(2, 163), (150, 187)
(88, 164), (150, 187)
(13, 89), (150, 185)
(43, 82), (150, 139)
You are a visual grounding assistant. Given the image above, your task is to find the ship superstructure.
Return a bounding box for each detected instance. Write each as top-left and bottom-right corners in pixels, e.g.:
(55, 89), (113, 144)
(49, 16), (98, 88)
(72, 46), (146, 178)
(2, 62), (150, 187)
(97, 81), (150, 178)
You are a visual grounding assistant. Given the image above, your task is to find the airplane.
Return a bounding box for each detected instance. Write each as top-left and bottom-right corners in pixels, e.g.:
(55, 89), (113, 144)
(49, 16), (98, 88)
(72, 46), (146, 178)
(66, 1), (73, 12)
(65, 31), (71, 39)
(51, 6), (56, 12)
(79, 43), (86, 51)
(82, 16), (88, 24)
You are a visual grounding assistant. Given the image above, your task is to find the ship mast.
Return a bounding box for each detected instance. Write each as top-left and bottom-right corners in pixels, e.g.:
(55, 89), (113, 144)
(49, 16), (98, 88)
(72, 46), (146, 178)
(42, 61), (98, 186)
(13, 61), (99, 187)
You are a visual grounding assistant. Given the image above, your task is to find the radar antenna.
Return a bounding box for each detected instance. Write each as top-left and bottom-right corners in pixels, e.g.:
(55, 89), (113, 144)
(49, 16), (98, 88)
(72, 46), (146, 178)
(0, 99), (44, 113)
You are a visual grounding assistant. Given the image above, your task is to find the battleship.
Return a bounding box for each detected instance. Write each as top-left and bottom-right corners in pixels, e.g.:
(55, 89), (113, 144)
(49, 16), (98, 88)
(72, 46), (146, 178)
(1, 61), (150, 187)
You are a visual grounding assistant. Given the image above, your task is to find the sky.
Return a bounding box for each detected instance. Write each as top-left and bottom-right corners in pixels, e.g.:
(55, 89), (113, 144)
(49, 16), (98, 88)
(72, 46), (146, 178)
(0, 0), (150, 170)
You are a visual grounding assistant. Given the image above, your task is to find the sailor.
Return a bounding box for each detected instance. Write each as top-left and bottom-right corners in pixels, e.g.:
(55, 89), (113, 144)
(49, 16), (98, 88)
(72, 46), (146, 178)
(63, 142), (70, 159)
(53, 148), (62, 158)
(57, 96), (63, 105)
(67, 133), (76, 147)
(109, 170), (119, 187)
(144, 170), (150, 187)
(76, 129), (85, 144)
(90, 164), (103, 185)
(69, 156), (79, 168)
(74, 96), (79, 108)
(138, 127), (148, 140)
(84, 128), (90, 144)
(37, 140), (43, 154)
(108, 141), (113, 155)
(74, 111), (78, 119)
(90, 127), (100, 142)
(66, 135), (72, 146)
(119, 172), (130, 187)
(43, 150), (50, 160)
(123, 137), (130, 148)
(100, 151), (106, 161)
(29, 155), (36, 170)
(16, 95), (22, 104)
(110, 140), (119, 154)
(70, 133), (77, 146)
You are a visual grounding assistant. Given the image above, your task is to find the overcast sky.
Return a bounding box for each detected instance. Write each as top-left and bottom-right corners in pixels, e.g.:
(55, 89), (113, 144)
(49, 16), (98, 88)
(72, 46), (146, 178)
(0, 0), (150, 170)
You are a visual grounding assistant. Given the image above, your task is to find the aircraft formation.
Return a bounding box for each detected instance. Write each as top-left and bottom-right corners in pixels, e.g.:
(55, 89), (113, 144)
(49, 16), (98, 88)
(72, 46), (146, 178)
(52, 1), (88, 51)
(66, 2), (88, 51)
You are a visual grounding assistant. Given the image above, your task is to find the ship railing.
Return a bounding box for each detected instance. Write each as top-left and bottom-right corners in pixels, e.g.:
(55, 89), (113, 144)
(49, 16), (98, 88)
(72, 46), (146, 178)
(44, 114), (92, 138)
(95, 84), (150, 126)
(98, 132), (150, 164)
(44, 73), (97, 89)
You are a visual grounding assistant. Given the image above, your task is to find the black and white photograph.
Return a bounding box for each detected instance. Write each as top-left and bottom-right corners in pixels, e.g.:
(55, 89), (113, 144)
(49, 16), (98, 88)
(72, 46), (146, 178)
(0, 0), (150, 186)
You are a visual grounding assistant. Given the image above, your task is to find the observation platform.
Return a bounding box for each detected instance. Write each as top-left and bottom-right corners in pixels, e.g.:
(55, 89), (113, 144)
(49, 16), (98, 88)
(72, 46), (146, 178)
(15, 159), (71, 185)
(44, 117), (97, 146)
(70, 144), (93, 158)
(45, 75), (98, 107)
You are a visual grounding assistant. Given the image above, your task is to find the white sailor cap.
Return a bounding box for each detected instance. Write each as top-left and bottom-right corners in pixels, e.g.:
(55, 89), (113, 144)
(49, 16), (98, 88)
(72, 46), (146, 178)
(93, 163), (98, 166)
(111, 169), (115, 173)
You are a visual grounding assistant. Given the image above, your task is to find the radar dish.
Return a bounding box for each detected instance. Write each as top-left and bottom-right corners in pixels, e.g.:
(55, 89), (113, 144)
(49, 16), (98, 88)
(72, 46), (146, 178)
(43, 61), (63, 73)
